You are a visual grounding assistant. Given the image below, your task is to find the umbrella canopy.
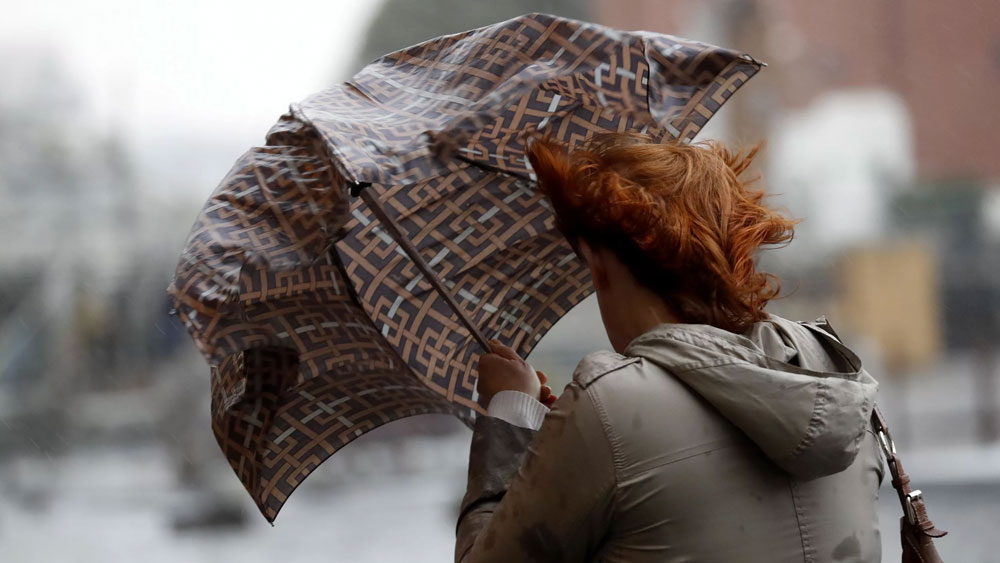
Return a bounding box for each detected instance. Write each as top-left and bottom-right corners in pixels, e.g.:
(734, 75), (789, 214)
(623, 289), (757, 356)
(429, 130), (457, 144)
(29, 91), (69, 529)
(168, 12), (762, 522)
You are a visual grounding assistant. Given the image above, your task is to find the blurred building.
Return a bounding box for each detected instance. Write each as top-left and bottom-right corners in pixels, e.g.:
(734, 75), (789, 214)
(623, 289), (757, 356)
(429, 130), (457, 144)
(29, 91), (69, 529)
(596, 0), (1000, 183)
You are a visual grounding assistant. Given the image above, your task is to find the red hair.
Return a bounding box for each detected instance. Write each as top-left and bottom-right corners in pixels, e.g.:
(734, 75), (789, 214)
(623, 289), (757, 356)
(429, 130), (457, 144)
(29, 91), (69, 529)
(527, 133), (798, 334)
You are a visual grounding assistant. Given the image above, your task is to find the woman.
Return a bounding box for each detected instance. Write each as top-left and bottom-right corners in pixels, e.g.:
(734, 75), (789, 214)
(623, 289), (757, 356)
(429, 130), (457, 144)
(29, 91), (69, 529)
(455, 133), (882, 562)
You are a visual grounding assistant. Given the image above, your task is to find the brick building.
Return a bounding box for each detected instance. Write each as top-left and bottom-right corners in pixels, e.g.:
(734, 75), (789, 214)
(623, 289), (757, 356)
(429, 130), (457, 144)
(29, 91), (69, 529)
(596, 0), (1000, 183)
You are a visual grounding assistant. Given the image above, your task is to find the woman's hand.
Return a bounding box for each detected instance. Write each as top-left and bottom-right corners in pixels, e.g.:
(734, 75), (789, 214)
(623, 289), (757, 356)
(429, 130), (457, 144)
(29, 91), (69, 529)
(476, 340), (557, 407)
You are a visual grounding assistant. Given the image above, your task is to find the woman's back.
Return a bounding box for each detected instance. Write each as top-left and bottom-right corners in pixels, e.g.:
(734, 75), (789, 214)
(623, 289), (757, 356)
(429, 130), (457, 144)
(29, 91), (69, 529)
(456, 316), (882, 562)
(583, 316), (882, 562)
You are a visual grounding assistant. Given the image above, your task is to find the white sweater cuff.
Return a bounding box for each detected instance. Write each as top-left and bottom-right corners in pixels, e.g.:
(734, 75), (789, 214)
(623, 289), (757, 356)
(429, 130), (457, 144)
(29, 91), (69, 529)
(486, 390), (549, 430)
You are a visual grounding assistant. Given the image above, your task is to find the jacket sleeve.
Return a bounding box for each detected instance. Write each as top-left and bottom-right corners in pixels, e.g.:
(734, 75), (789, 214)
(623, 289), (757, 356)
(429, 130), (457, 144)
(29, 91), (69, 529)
(455, 382), (617, 563)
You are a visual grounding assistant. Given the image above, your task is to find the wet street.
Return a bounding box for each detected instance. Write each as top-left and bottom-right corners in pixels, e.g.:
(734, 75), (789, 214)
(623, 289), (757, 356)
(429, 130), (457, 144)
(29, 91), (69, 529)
(1, 438), (470, 563)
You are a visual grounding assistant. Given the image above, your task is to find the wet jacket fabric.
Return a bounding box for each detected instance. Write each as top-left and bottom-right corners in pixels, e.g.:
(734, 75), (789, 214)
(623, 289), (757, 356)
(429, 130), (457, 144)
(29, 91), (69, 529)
(455, 316), (883, 562)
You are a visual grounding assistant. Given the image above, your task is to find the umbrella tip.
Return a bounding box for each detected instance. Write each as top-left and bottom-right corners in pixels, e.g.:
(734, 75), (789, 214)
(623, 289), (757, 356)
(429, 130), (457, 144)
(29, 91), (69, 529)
(742, 53), (767, 67)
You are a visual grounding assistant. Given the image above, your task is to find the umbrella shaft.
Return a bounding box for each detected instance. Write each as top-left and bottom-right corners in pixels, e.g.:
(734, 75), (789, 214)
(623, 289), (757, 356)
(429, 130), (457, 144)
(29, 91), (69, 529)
(358, 186), (492, 352)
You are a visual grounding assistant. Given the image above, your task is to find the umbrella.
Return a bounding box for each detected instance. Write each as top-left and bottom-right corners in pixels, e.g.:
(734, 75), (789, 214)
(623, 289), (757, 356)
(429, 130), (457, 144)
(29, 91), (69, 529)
(168, 12), (763, 522)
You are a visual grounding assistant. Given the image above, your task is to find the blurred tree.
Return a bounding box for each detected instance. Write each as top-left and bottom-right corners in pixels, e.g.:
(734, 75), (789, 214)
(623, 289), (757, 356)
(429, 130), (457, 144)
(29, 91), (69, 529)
(348, 0), (591, 76)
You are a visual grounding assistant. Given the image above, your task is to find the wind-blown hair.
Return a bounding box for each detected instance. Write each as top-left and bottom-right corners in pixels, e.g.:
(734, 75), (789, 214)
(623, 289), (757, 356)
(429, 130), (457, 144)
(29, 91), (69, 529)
(527, 133), (798, 334)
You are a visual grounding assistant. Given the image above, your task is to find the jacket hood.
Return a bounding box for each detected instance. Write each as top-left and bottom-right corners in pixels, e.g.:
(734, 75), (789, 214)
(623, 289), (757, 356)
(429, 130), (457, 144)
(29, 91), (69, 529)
(623, 315), (878, 480)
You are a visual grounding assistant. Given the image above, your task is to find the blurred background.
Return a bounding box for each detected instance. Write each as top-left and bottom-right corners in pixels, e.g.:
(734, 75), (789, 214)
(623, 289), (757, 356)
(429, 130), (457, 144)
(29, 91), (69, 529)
(2, 0), (997, 561)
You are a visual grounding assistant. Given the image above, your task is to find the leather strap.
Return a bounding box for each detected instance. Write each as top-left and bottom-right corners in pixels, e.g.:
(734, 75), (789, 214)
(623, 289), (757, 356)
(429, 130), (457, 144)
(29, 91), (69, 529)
(870, 406), (947, 540)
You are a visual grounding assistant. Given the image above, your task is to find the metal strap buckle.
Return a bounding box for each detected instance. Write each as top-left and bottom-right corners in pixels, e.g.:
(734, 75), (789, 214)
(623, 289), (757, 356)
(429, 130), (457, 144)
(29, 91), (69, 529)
(876, 428), (896, 460)
(905, 490), (923, 525)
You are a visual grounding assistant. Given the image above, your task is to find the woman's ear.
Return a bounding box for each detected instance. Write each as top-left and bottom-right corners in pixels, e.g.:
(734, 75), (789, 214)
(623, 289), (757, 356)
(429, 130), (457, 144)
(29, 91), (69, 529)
(579, 239), (610, 291)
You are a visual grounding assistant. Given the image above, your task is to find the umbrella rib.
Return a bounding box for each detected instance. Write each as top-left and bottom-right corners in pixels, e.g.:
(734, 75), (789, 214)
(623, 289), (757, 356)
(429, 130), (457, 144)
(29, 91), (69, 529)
(356, 184), (492, 352)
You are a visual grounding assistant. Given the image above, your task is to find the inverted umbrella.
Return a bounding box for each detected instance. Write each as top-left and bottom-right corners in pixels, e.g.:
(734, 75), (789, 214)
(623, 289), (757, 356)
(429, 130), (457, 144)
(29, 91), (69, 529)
(168, 12), (762, 522)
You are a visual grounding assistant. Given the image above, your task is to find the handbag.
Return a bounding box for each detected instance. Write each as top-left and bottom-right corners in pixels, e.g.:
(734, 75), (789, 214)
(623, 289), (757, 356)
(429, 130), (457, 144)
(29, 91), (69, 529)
(870, 406), (948, 562)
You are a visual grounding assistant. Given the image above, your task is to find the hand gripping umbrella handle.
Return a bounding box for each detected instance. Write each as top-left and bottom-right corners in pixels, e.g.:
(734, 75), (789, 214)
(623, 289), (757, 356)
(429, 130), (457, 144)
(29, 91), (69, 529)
(354, 183), (493, 352)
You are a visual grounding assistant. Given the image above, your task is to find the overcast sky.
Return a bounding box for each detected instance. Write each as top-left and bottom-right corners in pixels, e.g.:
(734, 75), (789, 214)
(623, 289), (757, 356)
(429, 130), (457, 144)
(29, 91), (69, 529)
(2, 0), (385, 196)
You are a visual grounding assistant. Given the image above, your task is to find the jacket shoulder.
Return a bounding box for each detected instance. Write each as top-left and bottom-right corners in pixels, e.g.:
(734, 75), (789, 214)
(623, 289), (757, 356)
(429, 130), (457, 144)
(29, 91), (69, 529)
(572, 350), (641, 388)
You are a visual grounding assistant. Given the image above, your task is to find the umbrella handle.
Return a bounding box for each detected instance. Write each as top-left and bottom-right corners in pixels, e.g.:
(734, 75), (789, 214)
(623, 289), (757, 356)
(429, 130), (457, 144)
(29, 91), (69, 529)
(354, 183), (493, 352)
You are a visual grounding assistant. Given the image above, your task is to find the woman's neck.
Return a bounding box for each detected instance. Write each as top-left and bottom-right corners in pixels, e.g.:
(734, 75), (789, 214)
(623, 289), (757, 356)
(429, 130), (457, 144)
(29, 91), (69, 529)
(601, 281), (684, 353)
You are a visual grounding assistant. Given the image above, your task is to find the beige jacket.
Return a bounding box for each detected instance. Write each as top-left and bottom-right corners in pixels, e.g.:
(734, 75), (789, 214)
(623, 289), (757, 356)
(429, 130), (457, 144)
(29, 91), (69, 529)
(456, 316), (883, 562)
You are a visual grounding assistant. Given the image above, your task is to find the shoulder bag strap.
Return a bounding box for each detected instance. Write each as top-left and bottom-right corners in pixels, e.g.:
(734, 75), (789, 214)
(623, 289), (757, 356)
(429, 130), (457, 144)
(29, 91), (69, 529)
(871, 405), (948, 563)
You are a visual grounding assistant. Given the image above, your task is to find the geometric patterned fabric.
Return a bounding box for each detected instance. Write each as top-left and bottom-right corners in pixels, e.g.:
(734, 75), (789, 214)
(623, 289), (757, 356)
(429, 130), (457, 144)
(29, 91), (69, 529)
(168, 13), (762, 522)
